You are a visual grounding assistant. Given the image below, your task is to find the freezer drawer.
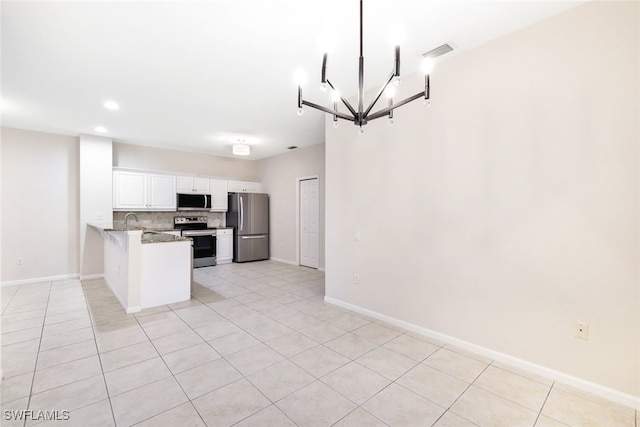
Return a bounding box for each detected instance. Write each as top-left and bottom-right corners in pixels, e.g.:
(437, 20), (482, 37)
(234, 234), (269, 262)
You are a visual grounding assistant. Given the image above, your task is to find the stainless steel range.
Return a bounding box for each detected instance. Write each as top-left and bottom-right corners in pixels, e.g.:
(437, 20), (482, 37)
(174, 216), (216, 268)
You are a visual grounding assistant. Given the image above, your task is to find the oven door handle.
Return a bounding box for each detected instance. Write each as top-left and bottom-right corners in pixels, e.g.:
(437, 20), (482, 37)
(182, 231), (217, 237)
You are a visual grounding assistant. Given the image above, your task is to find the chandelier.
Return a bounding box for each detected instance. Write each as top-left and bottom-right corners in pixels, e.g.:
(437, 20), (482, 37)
(296, 0), (436, 132)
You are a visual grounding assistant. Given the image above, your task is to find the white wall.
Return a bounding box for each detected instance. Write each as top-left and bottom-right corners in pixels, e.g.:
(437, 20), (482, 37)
(258, 144), (325, 268)
(325, 1), (639, 400)
(113, 142), (259, 180)
(79, 134), (113, 278)
(1, 128), (80, 283)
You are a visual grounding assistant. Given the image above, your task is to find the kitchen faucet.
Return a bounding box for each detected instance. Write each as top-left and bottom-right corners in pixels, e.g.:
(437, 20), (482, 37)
(124, 212), (139, 229)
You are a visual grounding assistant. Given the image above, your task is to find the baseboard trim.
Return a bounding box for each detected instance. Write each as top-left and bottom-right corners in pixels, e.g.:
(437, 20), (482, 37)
(269, 257), (325, 271)
(79, 274), (104, 281)
(324, 296), (640, 410)
(269, 257), (298, 266)
(1, 273), (79, 287)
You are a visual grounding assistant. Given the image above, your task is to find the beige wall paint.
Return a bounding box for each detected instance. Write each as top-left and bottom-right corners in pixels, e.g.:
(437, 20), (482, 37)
(1, 128), (80, 282)
(258, 144), (325, 268)
(113, 142), (259, 179)
(325, 1), (639, 398)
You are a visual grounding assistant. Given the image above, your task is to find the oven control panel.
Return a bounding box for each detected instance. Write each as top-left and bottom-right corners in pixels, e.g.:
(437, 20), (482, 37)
(174, 216), (208, 225)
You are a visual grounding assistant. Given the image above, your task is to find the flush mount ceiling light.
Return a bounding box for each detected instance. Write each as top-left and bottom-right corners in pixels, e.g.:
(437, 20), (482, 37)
(94, 126), (107, 133)
(232, 143), (251, 156)
(296, 0), (437, 133)
(103, 100), (120, 110)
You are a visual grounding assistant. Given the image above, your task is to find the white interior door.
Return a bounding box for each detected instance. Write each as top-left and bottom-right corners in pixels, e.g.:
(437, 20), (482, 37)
(300, 178), (319, 268)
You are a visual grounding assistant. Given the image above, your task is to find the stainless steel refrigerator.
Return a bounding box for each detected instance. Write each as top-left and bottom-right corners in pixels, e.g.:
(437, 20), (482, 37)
(226, 192), (269, 262)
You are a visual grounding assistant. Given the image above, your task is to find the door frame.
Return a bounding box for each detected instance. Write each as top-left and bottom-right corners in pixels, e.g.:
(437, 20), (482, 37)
(296, 175), (319, 268)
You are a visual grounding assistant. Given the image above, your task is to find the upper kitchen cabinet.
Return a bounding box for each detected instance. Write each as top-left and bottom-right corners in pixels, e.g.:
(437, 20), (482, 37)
(113, 170), (176, 211)
(177, 176), (210, 194)
(227, 179), (261, 193)
(147, 174), (177, 210)
(210, 178), (228, 211)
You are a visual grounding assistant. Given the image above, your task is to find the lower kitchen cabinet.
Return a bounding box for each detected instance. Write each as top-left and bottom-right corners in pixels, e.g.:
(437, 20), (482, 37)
(216, 229), (233, 264)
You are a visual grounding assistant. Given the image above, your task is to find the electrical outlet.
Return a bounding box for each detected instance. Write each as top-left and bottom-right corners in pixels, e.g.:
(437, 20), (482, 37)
(353, 273), (360, 284)
(575, 322), (589, 340)
(354, 231), (361, 241)
(16, 257), (24, 266)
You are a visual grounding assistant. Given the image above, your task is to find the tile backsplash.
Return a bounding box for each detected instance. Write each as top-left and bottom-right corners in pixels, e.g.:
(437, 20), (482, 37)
(112, 211), (225, 229)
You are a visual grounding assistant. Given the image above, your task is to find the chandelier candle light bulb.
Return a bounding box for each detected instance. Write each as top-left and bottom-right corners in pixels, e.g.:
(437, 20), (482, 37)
(296, 0), (434, 128)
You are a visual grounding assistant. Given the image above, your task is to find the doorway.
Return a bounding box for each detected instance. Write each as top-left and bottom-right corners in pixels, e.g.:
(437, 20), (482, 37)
(299, 177), (319, 269)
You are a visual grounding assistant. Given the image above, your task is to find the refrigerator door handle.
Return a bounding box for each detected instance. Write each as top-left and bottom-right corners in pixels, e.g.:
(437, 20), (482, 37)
(241, 235), (266, 239)
(239, 195), (244, 232)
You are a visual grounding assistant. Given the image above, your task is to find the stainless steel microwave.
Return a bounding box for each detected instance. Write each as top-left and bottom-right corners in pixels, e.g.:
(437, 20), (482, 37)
(177, 193), (211, 211)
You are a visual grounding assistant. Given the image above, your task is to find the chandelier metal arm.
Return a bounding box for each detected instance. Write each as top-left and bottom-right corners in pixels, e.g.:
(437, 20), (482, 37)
(366, 91), (426, 121)
(357, 0), (365, 118)
(321, 53), (328, 84)
(363, 71), (396, 118)
(326, 80), (358, 117)
(301, 99), (355, 121)
(358, 57), (364, 119)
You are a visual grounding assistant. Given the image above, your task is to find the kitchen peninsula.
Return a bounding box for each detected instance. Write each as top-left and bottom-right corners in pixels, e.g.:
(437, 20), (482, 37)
(89, 223), (192, 313)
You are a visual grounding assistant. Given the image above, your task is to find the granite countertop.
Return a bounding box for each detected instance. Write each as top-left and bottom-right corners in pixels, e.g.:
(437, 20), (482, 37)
(141, 231), (191, 244)
(88, 222), (144, 232)
(88, 223), (191, 244)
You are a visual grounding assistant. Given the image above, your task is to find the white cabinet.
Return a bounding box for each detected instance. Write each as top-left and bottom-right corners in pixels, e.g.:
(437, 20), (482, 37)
(177, 176), (210, 194)
(113, 171), (147, 210)
(113, 170), (176, 211)
(210, 179), (228, 211)
(148, 174), (177, 210)
(216, 229), (233, 264)
(227, 180), (261, 193)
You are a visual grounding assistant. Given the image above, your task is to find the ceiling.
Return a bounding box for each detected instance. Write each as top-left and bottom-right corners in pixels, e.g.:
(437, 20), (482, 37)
(1, 0), (585, 160)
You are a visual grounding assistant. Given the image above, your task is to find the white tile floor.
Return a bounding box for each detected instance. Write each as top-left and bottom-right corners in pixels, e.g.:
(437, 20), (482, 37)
(1, 261), (637, 426)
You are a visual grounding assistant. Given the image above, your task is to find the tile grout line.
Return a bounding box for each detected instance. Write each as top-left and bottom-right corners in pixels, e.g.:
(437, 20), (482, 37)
(129, 301), (209, 426)
(198, 271), (360, 426)
(22, 280), (53, 427)
(174, 288), (314, 426)
(80, 278), (118, 427)
(533, 380), (556, 426)
(432, 359), (492, 426)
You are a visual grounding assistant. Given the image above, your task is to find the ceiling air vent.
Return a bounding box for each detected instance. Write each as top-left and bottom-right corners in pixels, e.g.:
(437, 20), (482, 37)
(422, 43), (453, 59)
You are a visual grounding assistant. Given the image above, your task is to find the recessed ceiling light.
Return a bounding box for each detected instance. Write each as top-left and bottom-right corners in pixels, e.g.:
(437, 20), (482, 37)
(95, 126), (107, 133)
(103, 100), (120, 110)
